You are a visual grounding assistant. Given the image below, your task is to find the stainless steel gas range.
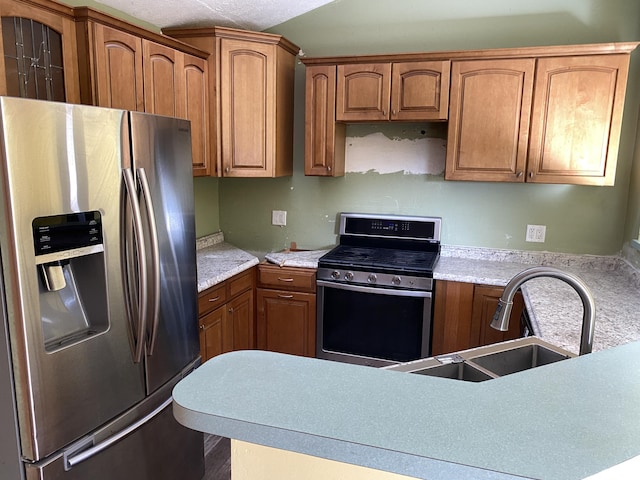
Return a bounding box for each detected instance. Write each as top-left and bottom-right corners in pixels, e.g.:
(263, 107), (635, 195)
(316, 213), (441, 367)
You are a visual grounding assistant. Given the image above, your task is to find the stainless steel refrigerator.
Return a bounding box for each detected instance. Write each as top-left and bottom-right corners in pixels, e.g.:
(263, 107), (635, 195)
(0, 97), (204, 480)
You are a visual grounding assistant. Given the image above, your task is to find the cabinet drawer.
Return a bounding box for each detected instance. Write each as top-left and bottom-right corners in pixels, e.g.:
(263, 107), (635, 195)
(258, 264), (316, 293)
(198, 283), (227, 317)
(228, 269), (254, 298)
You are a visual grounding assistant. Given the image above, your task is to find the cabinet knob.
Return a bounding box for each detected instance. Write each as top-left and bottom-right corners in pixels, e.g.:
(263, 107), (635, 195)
(228, 307), (233, 314)
(529, 171), (534, 179)
(516, 171), (523, 178)
(382, 110), (387, 117)
(199, 325), (205, 330)
(327, 166), (332, 172)
(225, 166), (230, 173)
(392, 109), (397, 116)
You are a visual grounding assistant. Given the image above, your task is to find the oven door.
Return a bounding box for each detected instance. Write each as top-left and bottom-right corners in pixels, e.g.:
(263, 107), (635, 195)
(316, 280), (432, 367)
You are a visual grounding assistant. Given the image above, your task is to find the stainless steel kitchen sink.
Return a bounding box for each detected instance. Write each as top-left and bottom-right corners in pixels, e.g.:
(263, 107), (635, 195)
(468, 343), (569, 377)
(385, 337), (574, 381)
(412, 361), (494, 382)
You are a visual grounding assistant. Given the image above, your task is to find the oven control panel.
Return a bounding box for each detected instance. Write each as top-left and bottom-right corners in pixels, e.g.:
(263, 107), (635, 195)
(317, 268), (434, 291)
(339, 213), (441, 242)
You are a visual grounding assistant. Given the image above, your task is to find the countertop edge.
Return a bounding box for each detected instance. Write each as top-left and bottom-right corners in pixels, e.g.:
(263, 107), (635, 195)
(173, 345), (640, 480)
(172, 402), (527, 480)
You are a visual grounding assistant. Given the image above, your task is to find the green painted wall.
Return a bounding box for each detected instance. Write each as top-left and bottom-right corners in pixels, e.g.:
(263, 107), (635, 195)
(213, 0), (640, 255)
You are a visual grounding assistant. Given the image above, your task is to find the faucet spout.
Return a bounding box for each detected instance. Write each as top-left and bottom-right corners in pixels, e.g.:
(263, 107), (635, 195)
(490, 266), (596, 355)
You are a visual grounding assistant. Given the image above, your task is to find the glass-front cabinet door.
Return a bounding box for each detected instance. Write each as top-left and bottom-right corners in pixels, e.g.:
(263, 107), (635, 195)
(0, 0), (80, 103)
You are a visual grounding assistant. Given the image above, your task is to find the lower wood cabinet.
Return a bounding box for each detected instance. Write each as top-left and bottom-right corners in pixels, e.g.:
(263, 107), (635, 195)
(256, 263), (316, 357)
(431, 280), (525, 356)
(198, 268), (255, 362)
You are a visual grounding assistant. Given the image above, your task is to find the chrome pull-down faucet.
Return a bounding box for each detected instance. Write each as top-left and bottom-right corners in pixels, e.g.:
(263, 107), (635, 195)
(490, 266), (596, 355)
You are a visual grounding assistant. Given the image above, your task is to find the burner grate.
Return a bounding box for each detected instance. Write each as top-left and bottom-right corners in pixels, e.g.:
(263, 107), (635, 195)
(320, 245), (439, 274)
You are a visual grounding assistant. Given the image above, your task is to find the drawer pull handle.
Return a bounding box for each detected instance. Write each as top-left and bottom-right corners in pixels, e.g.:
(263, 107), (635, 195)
(277, 277), (294, 282)
(208, 296), (220, 302)
(278, 294), (294, 299)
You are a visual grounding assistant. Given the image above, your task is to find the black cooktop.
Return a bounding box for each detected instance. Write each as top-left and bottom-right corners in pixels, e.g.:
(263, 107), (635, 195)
(319, 244), (439, 274)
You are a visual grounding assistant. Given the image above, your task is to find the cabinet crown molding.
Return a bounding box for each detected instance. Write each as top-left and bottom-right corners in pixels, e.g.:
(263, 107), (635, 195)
(73, 6), (209, 58)
(163, 26), (300, 56)
(301, 41), (640, 65)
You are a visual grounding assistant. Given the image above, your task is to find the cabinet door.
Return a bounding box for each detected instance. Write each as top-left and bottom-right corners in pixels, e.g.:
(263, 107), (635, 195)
(445, 58), (535, 182)
(527, 54), (630, 186)
(199, 306), (233, 362)
(92, 23), (144, 111)
(0, 0), (80, 103)
(219, 37), (275, 177)
(432, 280), (524, 355)
(143, 39), (180, 117)
(470, 285), (524, 347)
(257, 289), (316, 357)
(304, 65), (345, 176)
(431, 280), (475, 355)
(390, 61), (450, 121)
(336, 63), (391, 121)
(180, 53), (210, 176)
(228, 289), (255, 350)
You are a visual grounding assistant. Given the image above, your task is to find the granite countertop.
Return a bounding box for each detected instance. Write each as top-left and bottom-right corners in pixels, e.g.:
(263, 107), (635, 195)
(196, 233), (259, 292)
(173, 343), (640, 480)
(436, 246), (640, 355)
(195, 235), (640, 355)
(264, 249), (330, 268)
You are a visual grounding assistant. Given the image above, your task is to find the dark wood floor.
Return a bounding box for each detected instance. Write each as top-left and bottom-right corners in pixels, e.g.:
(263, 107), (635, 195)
(202, 435), (231, 480)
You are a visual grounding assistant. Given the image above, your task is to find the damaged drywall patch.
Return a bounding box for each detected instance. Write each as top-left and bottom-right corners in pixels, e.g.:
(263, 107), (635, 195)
(344, 124), (446, 175)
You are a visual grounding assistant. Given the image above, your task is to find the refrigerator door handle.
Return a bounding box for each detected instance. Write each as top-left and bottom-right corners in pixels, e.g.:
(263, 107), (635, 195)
(123, 168), (148, 363)
(137, 167), (161, 355)
(63, 396), (173, 470)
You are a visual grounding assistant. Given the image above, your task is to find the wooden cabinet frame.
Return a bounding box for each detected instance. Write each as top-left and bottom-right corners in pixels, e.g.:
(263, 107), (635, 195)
(302, 42), (638, 183)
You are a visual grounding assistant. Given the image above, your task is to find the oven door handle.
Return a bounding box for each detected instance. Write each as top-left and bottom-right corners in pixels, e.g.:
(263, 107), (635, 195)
(317, 280), (432, 298)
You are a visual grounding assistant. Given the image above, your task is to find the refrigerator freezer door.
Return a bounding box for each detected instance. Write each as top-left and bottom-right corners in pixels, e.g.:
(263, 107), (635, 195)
(0, 98), (146, 461)
(25, 368), (204, 480)
(129, 112), (199, 394)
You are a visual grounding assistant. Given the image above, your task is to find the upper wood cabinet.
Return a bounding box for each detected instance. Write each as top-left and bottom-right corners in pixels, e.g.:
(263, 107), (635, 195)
(303, 42), (637, 183)
(446, 53), (632, 185)
(0, 0), (80, 103)
(336, 61), (450, 122)
(446, 58), (535, 182)
(527, 54), (629, 185)
(75, 8), (211, 176)
(179, 53), (209, 176)
(142, 40), (180, 117)
(304, 65), (345, 176)
(87, 23), (144, 111)
(164, 26), (299, 178)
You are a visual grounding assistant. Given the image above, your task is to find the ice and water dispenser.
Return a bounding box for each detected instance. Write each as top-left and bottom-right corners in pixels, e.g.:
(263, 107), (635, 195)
(33, 211), (109, 351)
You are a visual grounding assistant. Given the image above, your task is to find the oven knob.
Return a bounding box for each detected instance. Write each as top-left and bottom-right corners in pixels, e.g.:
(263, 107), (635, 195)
(367, 273), (377, 284)
(344, 271), (354, 281)
(392, 276), (402, 286)
(331, 270), (341, 280)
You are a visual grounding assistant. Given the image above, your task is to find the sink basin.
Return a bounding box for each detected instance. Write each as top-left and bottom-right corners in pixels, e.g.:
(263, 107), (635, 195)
(468, 344), (570, 377)
(413, 362), (494, 382)
(385, 337), (574, 381)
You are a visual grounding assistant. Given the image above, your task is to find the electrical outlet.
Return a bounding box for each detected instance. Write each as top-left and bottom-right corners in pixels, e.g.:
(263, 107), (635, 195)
(526, 224), (546, 243)
(272, 210), (287, 226)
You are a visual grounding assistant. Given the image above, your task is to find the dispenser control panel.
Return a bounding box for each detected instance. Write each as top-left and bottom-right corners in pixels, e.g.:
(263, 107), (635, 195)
(33, 211), (103, 256)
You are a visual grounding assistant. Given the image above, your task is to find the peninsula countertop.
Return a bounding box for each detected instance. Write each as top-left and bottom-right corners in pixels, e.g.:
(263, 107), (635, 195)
(173, 342), (640, 480)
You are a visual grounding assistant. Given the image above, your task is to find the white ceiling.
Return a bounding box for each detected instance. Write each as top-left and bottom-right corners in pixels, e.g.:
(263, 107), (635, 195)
(95, 0), (334, 31)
